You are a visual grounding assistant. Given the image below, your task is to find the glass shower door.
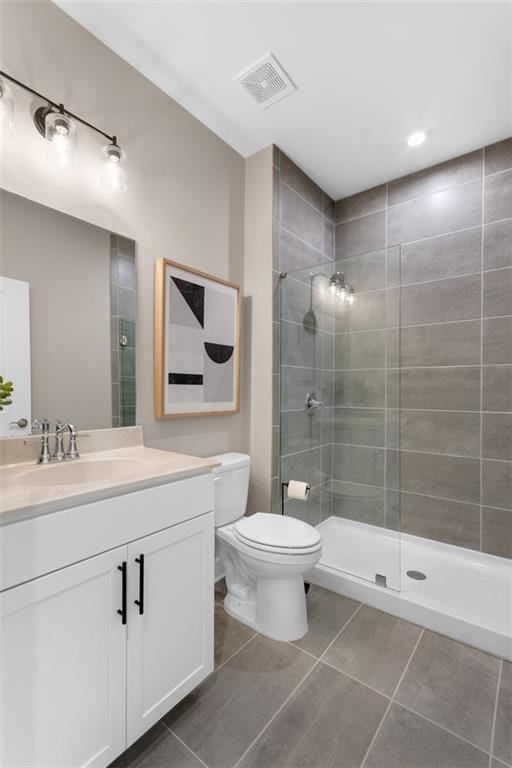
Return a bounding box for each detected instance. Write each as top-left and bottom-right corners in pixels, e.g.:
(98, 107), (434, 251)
(279, 259), (336, 528)
(279, 247), (401, 592)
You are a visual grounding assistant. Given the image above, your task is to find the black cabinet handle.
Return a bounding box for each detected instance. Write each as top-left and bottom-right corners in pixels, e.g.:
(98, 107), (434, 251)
(134, 554), (144, 615)
(117, 561), (127, 625)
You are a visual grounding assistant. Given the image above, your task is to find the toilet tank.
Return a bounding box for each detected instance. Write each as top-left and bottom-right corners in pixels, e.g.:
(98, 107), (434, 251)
(210, 453), (250, 527)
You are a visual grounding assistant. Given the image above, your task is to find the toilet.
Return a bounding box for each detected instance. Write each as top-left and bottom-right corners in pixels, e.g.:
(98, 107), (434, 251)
(211, 452), (322, 641)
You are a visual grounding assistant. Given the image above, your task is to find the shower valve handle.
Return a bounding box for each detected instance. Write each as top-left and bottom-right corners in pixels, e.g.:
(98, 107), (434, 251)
(305, 392), (324, 414)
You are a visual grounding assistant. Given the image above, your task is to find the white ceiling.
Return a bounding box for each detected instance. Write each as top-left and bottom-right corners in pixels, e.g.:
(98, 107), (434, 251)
(56, 1), (512, 199)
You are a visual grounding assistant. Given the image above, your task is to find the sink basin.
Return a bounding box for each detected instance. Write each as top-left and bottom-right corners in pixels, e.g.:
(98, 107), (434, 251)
(17, 458), (151, 487)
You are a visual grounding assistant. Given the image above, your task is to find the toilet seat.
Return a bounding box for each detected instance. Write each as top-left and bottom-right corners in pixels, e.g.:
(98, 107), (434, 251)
(234, 513), (321, 555)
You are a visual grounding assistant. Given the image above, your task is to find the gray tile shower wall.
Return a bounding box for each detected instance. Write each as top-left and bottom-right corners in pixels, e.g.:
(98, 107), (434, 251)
(333, 137), (512, 558)
(332, 240), (399, 530)
(272, 147), (335, 520)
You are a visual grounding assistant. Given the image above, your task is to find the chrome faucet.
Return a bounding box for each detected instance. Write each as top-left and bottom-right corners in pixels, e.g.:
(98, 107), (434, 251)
(53, 421), (80, 461)
(67, 424), (80, 459)
(31, 419), (80, 464)
(31, 418), (51, 464)
(53, 421), (68, 461)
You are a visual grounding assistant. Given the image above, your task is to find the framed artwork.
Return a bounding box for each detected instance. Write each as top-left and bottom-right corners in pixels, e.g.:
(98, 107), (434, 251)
(154, 259), (240, 418)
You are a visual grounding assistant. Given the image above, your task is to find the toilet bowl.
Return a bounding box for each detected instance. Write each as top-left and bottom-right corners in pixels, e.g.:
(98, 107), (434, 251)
(211, 453), (322, 641)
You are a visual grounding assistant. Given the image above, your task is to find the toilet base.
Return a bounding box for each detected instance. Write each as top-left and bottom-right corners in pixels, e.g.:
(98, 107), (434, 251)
(223, 592), (257, 632)
(216, 520), (321, 642)
(223, 575), (309, 642)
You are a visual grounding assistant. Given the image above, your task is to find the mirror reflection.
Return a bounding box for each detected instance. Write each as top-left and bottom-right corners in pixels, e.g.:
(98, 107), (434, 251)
(0, 190), (136, 436)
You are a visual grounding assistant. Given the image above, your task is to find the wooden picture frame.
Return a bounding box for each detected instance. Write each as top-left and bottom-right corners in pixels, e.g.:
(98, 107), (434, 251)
(154, 259), (240, 418)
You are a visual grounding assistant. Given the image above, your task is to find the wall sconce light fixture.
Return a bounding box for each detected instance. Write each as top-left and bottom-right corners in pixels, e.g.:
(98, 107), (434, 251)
(0, 70), (127, 191)
(36, 105), (78, 166)
(102, 142), (127, 191)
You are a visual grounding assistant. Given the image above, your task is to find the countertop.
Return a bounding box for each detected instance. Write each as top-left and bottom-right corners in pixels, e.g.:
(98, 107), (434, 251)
(0, 445), (220, 524)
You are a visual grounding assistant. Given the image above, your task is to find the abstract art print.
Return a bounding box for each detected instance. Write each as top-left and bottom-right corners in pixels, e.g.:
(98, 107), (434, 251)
(154, 259), (240, 417)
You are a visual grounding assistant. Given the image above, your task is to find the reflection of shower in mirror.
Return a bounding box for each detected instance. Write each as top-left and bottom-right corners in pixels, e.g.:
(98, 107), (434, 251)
(327, 271), (355, 304)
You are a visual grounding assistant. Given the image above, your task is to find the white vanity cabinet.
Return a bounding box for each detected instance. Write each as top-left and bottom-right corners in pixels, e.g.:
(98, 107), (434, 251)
(126, 514), (214, 743)
(1, 546), (127, 768)
(0, 473), (215, 768)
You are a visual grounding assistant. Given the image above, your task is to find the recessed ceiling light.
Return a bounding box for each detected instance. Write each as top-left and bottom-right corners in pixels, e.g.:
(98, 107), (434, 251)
(407, 131), (427, 147)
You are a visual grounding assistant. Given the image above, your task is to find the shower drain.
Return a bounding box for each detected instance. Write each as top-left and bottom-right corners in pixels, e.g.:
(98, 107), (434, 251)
(407, 570), (427, 581)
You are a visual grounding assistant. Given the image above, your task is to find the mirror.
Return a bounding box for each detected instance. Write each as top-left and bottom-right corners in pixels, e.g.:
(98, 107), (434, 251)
(0, 190), (136, 436)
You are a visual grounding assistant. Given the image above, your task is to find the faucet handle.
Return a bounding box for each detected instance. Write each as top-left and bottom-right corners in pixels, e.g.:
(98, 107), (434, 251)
(32, 418), (52, 464)
(31, 418), (49, 434)
(66, 425), (80, 459)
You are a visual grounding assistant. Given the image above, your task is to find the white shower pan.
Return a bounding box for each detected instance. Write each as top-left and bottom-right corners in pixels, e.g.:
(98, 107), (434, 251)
(309, 516), (512, 661)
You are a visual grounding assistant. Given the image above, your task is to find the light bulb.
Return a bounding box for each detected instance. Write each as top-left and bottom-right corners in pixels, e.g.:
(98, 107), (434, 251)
(45, 110), (77, 166)
(329, 282), (337, 295)
(0, 79), (14, 136)
(102, 143), (127, 191)
(346, 292), (355, 306)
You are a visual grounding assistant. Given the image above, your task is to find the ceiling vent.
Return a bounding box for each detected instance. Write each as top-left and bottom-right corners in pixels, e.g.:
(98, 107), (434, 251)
(234, 53), (296, 109)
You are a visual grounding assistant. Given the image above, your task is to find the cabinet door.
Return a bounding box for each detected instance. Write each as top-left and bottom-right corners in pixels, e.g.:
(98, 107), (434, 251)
(1, 547), (127, 768)
(126, 512), (214, 744)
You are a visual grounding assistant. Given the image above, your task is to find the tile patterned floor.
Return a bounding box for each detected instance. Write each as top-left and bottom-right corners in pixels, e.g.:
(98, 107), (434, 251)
(111, 582), (511, 768)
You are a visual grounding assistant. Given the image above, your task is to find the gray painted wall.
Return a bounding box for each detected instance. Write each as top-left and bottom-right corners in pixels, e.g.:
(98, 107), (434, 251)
(244, 147), (274, 514)
(1, 1), (247, 462)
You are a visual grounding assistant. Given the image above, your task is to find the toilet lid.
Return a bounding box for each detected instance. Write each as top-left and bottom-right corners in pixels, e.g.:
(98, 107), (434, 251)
(234, 513), (321, 550)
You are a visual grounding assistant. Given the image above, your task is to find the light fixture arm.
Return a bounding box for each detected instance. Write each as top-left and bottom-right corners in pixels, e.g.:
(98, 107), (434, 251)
(0, 70), (117, 144)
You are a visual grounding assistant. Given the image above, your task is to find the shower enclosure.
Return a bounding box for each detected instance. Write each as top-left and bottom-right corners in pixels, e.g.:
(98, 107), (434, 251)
(279, 246), (401, 590)
(279, 246), (511, 660)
